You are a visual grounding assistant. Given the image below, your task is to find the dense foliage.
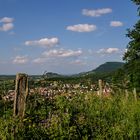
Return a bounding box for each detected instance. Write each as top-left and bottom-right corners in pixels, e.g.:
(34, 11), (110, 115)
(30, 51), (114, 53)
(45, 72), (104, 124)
(0, 91), (140, 139)
(123, 0), (140, 91)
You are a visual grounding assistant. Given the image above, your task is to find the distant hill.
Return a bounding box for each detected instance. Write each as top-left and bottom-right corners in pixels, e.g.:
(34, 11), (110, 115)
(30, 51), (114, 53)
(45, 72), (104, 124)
(73, 62), (125, 82)
(77, 62), (124, 76)
(41, 62), (125, 79)
(43, 72), (64, 78)
(0, 62), (125, 82)
(92, 62), (124, 73)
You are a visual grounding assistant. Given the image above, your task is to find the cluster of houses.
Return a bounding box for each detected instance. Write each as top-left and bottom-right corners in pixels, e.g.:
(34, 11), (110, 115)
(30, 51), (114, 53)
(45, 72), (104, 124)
(2, 81), (112, 101)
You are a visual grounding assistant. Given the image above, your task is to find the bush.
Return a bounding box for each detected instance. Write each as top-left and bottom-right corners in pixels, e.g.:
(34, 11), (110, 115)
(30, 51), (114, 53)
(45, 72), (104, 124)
(0, 92), (140, 139)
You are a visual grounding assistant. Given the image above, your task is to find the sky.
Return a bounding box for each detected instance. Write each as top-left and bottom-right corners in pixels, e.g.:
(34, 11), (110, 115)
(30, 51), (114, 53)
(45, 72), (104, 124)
(0, 0), (139, 75)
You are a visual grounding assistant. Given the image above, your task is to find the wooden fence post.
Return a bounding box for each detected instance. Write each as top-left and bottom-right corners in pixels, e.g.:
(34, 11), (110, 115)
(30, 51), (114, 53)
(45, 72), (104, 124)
(133, 88), (137, 101)
(98, 79), (103, 96)
(13, 73), (28, 118)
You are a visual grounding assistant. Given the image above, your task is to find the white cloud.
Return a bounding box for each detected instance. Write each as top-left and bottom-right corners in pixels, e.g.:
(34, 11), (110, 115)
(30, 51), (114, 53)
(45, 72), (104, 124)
(110, 21), (123, 27)
(33, 49), (83, 64)
(97, 48), (119, 54)
(42, 49), (83, 58)
(0, 17), (14, 32)
(82, 8), (112, 17)
(0, 17), (14, 23)
(0, 23), (14, 31)
(25, 37), (59, 48)
(13, 56), (28, 64)
(66, 24), (97, 32)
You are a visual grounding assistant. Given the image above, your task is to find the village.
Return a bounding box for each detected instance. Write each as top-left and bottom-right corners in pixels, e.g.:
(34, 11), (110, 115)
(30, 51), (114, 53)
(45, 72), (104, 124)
(2, 78), (112, 101)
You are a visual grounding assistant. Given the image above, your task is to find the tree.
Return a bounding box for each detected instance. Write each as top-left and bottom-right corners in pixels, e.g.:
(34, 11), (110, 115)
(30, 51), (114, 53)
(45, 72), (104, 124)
(132, 0), (140, 5)
(123, 0), (140, 91)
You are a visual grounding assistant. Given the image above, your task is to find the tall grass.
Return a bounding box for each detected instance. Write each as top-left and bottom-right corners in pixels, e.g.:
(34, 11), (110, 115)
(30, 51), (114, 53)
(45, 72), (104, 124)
(0, 92), (140, 139)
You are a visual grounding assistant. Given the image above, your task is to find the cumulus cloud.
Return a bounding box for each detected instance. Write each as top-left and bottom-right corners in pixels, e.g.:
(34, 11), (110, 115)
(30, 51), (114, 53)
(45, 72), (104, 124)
(110, 21), (123, 27)
(33, 48), (83, 64)
(82, 8), (112, 17)
(0, 23), (14, 31)
(13, 56), (28, 64)
(25, 37), (59, 48)
(0, 17), (14, 23)
(66, 24), (97, 32)
(97, 48), (119, 54)
(42, 49), (83, 58)
(0, 17), (14, 32)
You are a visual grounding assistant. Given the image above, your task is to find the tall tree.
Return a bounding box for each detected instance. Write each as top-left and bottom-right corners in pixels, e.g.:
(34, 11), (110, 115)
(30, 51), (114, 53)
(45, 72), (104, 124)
(123, 0), (140, 91)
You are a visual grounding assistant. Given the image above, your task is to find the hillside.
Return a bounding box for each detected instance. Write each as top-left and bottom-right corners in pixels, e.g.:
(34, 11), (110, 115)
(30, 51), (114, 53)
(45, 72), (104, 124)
(42, 72), (63, 78)
(92, 62), (124, 73)
(41, 62), (125, 79)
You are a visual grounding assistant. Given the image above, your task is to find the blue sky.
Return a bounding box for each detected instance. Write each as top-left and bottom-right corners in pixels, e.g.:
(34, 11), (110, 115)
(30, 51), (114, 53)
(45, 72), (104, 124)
(0, 0), (138, 74)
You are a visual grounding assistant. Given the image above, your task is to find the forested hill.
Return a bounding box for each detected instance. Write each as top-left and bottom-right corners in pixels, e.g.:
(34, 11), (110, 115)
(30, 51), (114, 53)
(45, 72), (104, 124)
(43, 61), (125, 78)
(92, 62), (124, 73)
